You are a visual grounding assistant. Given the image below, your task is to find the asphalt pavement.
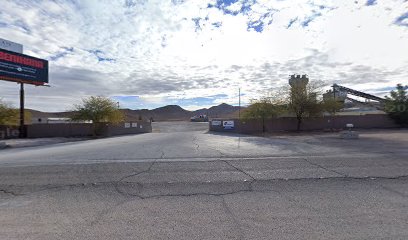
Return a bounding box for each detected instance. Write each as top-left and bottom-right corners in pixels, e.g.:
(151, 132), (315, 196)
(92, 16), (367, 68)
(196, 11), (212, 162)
(0, 122), (407, 239)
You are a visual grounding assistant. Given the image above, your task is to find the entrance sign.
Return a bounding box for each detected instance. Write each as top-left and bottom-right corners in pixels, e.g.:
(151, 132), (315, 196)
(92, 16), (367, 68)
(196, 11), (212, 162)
(0, 38), (23, 53)
(0, 48), (48, 85)
(212, 120), (222, 126)
(223, 120), (234, 129)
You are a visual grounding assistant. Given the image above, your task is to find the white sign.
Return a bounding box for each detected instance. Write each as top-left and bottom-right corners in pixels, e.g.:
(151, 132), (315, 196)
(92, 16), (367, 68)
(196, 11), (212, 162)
(132, 123), (138, 128)
(124, 122), (131, 128)
(223, 120), (234, 129)
(212, 120), (222, 126)
(0, 38), (23, 53)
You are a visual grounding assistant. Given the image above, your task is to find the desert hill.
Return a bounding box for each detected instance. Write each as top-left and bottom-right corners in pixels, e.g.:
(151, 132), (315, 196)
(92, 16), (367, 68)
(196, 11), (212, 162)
(27, 103), (244, 122)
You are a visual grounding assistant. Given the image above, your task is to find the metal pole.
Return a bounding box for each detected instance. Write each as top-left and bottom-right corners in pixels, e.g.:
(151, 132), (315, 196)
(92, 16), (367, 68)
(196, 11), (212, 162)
(238, 88), (241, 120)
(19, 83), (25, 138)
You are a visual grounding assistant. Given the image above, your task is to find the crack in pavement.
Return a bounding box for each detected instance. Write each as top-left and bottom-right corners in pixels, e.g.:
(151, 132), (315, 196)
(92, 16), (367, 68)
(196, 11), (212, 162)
(0, 189), (23, 196)
(4, 153), (401, 168)
(221, 159), (323, 213)
(1, 176), (408, 200)
(114, 147), (166, 197)
(302, 157), (348, 177)
(222, 160), (256, 181)
(118, 188), (253, 200)
(221, 196), (245, 240)
(107, 175), (408, 200)
(192, 135), (200, 151)
(160, 149), (165, 159)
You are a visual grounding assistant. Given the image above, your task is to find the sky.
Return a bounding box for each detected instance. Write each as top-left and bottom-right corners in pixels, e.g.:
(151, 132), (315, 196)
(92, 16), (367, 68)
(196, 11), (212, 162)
(0, 0), (407, 112)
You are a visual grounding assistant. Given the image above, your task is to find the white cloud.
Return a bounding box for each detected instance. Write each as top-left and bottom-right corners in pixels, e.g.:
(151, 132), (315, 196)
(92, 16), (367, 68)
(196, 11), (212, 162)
(0, 0), (407, 111)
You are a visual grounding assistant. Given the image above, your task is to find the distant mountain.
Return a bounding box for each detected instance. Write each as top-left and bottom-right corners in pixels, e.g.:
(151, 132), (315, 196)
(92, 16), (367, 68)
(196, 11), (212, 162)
(27, 103), (245, 122)
(27, 109), (72, 120)
(192, 103), (243, 119)
(147, 105), (191, 121)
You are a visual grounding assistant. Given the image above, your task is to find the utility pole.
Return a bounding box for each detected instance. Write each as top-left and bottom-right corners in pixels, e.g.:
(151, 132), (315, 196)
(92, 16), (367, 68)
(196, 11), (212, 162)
(238, 88), (241, 120)
(19, 82), (25, 138)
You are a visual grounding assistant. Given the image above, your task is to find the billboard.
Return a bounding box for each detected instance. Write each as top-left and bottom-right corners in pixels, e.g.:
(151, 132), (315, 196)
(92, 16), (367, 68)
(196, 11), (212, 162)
(0, 48), (48, 85)
(0, 38), (23, 53)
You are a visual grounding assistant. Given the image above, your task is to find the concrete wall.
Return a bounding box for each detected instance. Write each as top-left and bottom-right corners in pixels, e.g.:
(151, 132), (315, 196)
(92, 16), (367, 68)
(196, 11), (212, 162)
(26, 123), (93, 138)
(209, 114), (399, 134)
(102, 122), (152, 137)
(0, 125), (20, 139)
(24, 121), (152, 138)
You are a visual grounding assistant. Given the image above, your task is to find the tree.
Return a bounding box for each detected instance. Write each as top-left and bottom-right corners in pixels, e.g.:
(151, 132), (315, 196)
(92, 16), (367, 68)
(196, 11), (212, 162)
(384, 84), (408, 126)
(322, 98), (344, 116)
(286, 81), (324, 131)
(321, 98), (344, 131)
(0, 99), (31, 126)
(242, 97), (282, 132)
(72, 96), (124, 136)
(0, 100), (18, 125)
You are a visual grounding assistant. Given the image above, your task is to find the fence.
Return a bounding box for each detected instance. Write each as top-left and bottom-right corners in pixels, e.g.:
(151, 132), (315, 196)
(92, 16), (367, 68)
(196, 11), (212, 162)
(1, 121), (152, 139)
(0, 125), (20, 139)
(209, 114), (399, 134)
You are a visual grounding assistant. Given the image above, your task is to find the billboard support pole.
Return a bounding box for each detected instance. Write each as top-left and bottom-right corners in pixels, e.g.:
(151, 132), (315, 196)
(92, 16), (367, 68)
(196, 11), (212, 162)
(19, 83), (25, 138)
(238, 88), (241, 120)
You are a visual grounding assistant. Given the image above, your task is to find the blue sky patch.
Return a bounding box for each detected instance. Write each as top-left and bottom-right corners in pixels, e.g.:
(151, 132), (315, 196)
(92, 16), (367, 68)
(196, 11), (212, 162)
(212, 22), (222, 28)
(302, 12), (322, 27)
(219, 0), (239, 5)
(171, 0), (185, 5)
(287, 17), (298, 29)
(366, 0), (377, 6)
(192, 17), (202, 32)
(49, 47), (74, 61)
(247, 11), (275, 32)
(208, 0), (255, 16)
(179, 94), (225, 105)
(395, 12), (408, 27)
(248, 20), (264, 32)
(112, 95), (144, 109)
(88, 49), (116, 62)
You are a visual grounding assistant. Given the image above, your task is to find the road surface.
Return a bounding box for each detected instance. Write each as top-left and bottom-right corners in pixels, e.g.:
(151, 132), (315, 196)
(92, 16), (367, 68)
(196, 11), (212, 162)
(0, 122), (407, 239)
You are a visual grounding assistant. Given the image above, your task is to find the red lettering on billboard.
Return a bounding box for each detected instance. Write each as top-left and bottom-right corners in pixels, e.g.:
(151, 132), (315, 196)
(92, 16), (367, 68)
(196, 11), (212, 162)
(0, 50), (44, 69)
